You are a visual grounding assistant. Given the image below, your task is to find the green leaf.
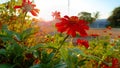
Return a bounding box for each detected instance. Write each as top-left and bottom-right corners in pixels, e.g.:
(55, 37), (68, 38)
(0, 64), (12, 68)
(41, 51), (48, 63)
(60, 48), (87, 68)
(78, 59), (86, 66)
(54, 62), (67, 68)
(33, 51), (40, 58)
(14, 33), (22, 41)
(71, 48), (86, 56)
(13, 44), (24, 55)
(0, 49), (6, 55)
(30, 64), (41, 68)
(60, 48), (68, 61)
(106, 49), (113, 56)
(87, 55), (101, 62)
(5, 30), (14, 37)
(67, 49), (78, 68)
(28, 44), (43, 52)
(0, 35), (12, 42)
(21, 28), (34, 40)
(48, 52), (54, 61)
(1, 24), (8, 30)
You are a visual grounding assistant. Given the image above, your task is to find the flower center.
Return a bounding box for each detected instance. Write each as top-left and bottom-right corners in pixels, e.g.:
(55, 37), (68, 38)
(23, 3), (33, 12)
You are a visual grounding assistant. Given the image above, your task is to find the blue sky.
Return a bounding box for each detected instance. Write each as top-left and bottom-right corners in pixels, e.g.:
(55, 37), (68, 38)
(0, 0), (120, 20)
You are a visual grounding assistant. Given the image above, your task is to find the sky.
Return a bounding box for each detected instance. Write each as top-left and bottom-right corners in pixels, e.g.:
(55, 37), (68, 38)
(34, 0), (120, 20)
(0, 0), (120, 20)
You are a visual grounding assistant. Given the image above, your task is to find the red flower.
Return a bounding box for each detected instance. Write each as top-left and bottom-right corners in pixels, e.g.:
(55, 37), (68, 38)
(14, 0), (39, 16)
(55, 16), (89, 37)
(107, 26), (112, 30)
(25, 53), (33, 60)
(77, 39), (89, 49)
(90, 33), (99, 37)
(52, 11), (61, 19)
(112, 58), (119, 68)
(109, 33), (112, 35)
(118, 35), (120, 38)
(103, 30), (107, 33)
(100, 57), (119, 68)
(34, 59), (40, 64)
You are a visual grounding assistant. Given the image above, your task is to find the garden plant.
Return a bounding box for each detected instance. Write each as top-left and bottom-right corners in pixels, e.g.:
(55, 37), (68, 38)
(0, 0), (120, 68)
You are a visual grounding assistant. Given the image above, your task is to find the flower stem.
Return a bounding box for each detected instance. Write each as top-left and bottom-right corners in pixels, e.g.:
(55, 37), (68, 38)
(21, 12), (27, 31)
(51, 35), (69, 60)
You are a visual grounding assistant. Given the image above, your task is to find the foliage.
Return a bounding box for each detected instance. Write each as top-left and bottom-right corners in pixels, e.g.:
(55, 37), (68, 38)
(108, 6), (120, 28)
(0, 25), (39, 68)
(78, 11), (99, 24)
(0, 0), (120, 68)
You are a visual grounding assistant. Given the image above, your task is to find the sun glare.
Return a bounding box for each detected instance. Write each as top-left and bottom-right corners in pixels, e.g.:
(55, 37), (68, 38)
(33, 0), (119, 20)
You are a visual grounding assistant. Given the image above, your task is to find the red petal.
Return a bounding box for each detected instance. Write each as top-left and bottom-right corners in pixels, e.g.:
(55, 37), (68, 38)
(57, 26), (67, 33)
(22, 0), (27, 5)
(55, 23), (68, 33)
(112, 58), (119, 68)
(64, 15), (69, 20)
(77, 39), (89, 49)
(55, 23), (64, 27)
(14, 6), (22, 9)
(33, 9), (39, 13)
(84, 42), (89, 48)
(28, 0), (30, 3)
(67, 28), (76, 37)
(30, 10), (38, 16)
(79, 30), (88, 37)
(23, 0), (26, 3)
(32, 4), (36, 7)
(60, 18), (69, 24)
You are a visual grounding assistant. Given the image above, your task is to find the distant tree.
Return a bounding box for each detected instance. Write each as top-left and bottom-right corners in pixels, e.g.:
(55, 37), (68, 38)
(108, 6), (120, 28)
(93, 11), (100, 19)
(78, 11), (99, 24)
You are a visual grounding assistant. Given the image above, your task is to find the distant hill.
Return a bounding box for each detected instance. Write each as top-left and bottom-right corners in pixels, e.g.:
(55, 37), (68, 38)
(89, 19), (110, 28)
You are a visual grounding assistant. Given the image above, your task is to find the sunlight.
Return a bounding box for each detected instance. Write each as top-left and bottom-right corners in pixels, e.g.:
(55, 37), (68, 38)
(34, 0), (120, 20)
(34, 0), (68, 20)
